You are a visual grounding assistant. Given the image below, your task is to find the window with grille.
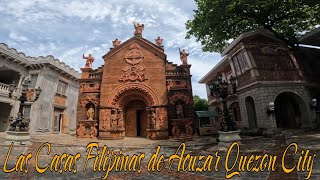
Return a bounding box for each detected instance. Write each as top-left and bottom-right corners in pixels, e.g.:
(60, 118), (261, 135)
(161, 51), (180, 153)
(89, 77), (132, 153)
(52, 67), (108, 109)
(232, 51), (249, 75)
(56, 80), (68, 95)
(29, 74), (38, 88)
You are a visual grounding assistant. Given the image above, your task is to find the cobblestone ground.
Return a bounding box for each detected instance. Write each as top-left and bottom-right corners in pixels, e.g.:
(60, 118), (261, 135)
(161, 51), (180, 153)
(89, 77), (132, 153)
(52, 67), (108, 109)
(0, 129), (319, 179)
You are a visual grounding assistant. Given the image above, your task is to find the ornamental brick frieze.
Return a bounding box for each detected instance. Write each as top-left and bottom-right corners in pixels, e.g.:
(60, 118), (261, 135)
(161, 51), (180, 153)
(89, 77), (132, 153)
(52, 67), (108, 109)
(169, 92), (191, 105)
(166, 80), (189, 91)
(80, 82), (100, 92)
(53, 95), (66, 106)
(119, 66), (147, 82)
(79, 94), (99, 107)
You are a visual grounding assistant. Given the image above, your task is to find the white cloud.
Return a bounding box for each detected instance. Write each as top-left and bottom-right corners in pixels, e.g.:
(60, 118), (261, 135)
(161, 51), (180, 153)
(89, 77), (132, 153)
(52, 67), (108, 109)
(9, 32), (30, 43)
(0, 0), (221, 99)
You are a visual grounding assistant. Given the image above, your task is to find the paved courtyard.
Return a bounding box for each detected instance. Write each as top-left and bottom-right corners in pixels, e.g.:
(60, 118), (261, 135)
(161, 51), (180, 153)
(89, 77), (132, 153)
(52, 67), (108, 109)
(0, 130), (320, 179)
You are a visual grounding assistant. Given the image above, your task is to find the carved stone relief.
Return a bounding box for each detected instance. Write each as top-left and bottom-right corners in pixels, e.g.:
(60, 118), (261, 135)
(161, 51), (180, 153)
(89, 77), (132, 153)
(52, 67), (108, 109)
(79, 94), (99, 107)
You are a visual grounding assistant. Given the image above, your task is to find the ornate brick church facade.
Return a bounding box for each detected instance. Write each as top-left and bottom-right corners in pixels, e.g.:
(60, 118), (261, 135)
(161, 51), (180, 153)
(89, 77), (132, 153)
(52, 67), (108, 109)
(76, 23), (194, 139)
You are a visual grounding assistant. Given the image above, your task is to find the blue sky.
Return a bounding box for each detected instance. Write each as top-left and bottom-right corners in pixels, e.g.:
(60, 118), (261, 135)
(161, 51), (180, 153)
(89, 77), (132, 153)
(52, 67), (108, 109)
(0, 0), (221, 99)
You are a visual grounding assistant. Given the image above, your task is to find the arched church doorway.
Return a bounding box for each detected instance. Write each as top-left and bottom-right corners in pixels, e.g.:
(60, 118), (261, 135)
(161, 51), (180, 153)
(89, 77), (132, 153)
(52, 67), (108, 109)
(245, 96), (258, 129)
(275, 92), (308, 128)
(125, 100), (148, 137)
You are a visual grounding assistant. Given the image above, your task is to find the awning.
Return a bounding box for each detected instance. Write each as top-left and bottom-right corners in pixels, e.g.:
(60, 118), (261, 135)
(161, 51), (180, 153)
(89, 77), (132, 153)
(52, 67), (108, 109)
(196, 111), (218, 118)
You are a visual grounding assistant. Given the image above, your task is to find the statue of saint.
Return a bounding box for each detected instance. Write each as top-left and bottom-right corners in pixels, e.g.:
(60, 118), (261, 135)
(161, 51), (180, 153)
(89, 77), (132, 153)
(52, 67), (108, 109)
(117, 110), (124, 129)
(179, 48), (189, 65)
(111, 109), (118, 130)
(155, 36), (163, 46)
(133, 21), (144, 36)
(83, 54), (94, 68)
(176, 102), (184, 119)
(150, 108), (156, 129)
(113, 38), (121, 47)
(87, 105), (95, 120)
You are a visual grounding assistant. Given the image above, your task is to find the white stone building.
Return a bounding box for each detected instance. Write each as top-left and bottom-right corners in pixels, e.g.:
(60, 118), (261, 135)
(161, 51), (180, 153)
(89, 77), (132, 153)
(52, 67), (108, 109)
(0, 43), (80, 134)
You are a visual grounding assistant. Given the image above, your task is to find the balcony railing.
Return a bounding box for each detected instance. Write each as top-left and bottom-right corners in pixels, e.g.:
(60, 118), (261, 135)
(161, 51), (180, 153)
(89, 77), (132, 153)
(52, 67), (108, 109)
(237, 68), (303, 88)
(0, 82), (9, 93)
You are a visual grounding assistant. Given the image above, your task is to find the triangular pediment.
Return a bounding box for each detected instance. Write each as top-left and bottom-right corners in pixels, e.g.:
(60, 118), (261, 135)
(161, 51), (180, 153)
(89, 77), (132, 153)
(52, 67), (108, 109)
(102, 36), (166, 60)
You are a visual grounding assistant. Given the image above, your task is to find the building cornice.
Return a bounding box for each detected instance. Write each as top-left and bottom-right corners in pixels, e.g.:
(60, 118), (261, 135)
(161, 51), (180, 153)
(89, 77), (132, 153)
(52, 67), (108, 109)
(0, 43), (81, 79)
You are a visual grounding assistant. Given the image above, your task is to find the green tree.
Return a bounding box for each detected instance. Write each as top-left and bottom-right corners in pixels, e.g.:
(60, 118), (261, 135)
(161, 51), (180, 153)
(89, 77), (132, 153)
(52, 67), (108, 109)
(193, 95), (209, 111)
(186, 0), (320, 53)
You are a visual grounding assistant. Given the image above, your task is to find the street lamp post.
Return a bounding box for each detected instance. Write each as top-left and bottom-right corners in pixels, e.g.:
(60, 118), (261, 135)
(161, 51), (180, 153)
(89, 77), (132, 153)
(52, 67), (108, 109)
(6, 79), (41, 144)
(208, 72), (237, 132)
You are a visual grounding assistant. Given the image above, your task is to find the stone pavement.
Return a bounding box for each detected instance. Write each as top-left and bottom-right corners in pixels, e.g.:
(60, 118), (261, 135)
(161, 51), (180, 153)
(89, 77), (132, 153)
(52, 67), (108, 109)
(0, 130), (319, 179)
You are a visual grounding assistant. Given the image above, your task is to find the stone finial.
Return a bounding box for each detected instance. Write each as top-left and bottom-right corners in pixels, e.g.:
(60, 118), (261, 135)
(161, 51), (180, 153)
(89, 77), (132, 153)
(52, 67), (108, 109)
(113, 38), (121, 47)
(155, 36), (163, 47)
(132, 21), (144, 36)
(179, 48), (189, 65)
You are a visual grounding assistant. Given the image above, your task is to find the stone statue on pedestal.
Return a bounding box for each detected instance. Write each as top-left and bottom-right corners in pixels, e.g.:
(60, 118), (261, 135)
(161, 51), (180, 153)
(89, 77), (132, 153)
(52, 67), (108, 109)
(83, 54), (94, 68)
(179, 48), (189, 65)
(133, 21), (144, 36)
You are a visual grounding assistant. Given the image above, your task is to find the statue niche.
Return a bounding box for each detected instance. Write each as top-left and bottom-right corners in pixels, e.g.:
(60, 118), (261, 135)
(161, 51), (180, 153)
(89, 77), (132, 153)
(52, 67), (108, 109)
(175, 101), (185, 119)
(77, 103), (99, 138)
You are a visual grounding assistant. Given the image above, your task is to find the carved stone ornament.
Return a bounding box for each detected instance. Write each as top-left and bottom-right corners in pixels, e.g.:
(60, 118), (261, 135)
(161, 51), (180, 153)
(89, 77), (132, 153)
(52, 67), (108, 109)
(100, 109), (109, 129)
(119, 66), (146, 82)
(77, 122), (86, 137)
(124, 43), (144, 65)
(109, 109), (124, 131)
(111, 86), (155, 107)
(90, 123), (98, 138)
(80, 82), (100, 92)
(79, 94), (99, 107)
(77, 121), (98, 138)
(157, 108), (166, 128)
(169, 92), (190, 105)
(166, 80), (188, 91)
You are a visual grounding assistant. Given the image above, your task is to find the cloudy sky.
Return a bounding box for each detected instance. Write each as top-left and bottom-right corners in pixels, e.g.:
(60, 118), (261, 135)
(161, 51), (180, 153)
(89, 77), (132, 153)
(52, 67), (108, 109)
(0, 0), (221, 99)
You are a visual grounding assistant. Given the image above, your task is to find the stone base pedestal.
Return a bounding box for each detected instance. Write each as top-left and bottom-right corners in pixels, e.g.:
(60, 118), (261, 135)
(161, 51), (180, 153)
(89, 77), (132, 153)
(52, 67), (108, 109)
(98, 130), (125, 140)
(262, 129), (277, 137)
(147, 129), (169, 140)
(5, 131), (31, 145)
(77, 120), (98, 138)
(218, 130), (241, 146)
